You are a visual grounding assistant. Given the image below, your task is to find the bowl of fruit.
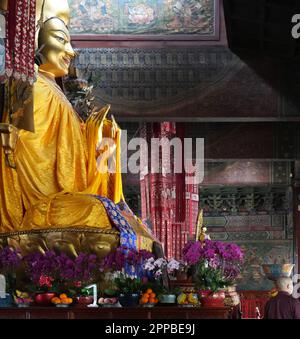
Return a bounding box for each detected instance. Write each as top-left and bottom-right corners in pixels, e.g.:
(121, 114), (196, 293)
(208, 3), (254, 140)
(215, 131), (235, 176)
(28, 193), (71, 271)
(51, 293), (73, 307)
(98, 289), (119, 307)
(14, 290), (33, 307)
(98, 297), (119, 307)
(177, 293), (199, 307)
(140, 289), (158, 307)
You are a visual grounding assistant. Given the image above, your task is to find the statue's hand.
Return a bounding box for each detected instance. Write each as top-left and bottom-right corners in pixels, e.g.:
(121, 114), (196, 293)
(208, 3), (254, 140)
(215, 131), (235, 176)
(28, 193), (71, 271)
(86, 104), (110, 130)
(85, 105), (111, 166)
(95, 114), (118, 160)
(110, 115), (118, 139)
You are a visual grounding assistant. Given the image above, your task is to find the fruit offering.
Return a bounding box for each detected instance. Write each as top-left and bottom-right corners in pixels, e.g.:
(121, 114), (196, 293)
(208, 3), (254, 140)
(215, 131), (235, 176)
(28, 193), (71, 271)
(15, 290), (30, 299)
(177, 293), (198, 305)
(98, 297), (118, 306)
(14, 291), (32, 306)
(140, 289), (158, 305)
(51, 293), (73, 305)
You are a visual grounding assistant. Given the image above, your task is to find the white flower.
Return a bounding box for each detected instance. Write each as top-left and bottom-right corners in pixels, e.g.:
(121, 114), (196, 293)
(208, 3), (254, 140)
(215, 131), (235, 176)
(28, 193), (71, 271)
(154, 269), (163, 277)
(142, 257), (156, 271)
(154, 258), (167, 268)
(167, 258), (180, 273)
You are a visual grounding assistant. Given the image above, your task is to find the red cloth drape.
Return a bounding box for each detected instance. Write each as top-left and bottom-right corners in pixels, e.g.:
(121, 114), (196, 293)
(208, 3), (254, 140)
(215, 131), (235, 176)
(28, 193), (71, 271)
(140, 122), (199, 259)
(5, 0), (36, 83)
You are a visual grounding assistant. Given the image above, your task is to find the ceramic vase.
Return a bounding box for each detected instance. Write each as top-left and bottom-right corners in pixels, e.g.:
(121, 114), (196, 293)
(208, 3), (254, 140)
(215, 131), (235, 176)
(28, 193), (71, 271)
(118, 293), (140, 307)
(34, 292), (56, 306)
(198, 290), (225, 307)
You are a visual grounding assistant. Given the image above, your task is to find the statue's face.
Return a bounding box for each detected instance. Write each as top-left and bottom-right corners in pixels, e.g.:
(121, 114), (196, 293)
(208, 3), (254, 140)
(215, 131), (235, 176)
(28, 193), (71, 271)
(35, 0), (70, 49)
(38, 18), (75, 77)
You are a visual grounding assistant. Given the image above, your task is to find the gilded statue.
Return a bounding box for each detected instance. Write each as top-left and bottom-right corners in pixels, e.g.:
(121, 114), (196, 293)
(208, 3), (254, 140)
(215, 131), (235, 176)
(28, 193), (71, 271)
(0, 0), (158, 258)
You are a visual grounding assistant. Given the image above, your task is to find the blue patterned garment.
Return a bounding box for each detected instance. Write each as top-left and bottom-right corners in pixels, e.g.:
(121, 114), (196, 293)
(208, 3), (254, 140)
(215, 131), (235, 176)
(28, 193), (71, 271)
(94, 196), (151, 276)
(94, 196), (137, 252)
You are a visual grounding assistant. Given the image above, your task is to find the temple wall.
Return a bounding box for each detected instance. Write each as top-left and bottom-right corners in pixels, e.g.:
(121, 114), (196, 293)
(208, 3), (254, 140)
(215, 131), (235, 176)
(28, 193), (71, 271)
(119, 121), (298, 290)
(65, 0), (300, 290)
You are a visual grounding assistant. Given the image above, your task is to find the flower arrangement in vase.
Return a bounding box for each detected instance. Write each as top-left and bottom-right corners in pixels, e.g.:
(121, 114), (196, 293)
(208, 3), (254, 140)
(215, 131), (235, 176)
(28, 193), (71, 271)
(0, 247), (107, 306)
(142, 257), (182, 304)
(23, 251), (103, 305)
(142, 257), (182, 280)
(183, 239), (244, 307)
(100, 246), (154, 307)
(111, 271), (142, 307)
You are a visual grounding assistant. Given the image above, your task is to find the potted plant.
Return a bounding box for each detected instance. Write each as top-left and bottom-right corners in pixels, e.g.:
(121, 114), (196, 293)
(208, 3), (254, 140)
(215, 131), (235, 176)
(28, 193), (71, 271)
(183, 239), (244, 307)
(112, 271), (142, 307)
(100, 246), (154, 307)
(23, 251), (103, 305)
(157, 285), (181, 304)
(33, 275), (57, 305)
(61, 252), (103, 305)
(142, 257), (182, 304)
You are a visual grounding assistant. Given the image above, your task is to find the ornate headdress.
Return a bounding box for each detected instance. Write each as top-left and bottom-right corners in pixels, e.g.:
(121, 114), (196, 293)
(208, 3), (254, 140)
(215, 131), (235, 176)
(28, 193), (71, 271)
(35, 0), (69, 66)
(36, 0), (46, 31)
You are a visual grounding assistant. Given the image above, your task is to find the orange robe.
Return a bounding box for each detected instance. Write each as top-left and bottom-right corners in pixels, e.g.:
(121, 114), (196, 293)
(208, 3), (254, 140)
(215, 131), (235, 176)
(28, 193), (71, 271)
(0, 71), (154, 251)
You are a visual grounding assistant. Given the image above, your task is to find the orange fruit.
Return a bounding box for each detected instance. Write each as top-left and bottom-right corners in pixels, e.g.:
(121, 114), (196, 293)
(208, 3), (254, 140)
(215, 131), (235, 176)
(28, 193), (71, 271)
(149, 297), (156, 303)
(146, 289), (153, 294)
(150, 293), (156, 298)
(52, 298), (61, 304)
(141, 297), (149, 304)
(59, 293), (68, 300)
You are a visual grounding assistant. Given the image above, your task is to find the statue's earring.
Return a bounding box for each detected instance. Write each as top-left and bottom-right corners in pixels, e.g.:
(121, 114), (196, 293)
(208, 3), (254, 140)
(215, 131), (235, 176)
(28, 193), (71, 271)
(34, 52), (44, 66)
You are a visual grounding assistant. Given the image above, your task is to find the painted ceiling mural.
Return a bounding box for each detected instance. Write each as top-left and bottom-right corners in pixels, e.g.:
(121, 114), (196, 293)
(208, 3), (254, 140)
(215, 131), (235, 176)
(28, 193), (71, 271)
(69, 0), (216, 35)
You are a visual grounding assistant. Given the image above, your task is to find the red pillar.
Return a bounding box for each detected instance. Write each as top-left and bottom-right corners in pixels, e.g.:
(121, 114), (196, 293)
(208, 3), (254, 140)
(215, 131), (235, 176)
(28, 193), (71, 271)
(140, 122), (202, 258)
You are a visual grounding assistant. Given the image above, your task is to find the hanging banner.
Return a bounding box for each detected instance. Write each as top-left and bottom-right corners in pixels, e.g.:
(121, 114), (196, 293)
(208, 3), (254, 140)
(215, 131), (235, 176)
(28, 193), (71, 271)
(69, 0), (219, 40)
